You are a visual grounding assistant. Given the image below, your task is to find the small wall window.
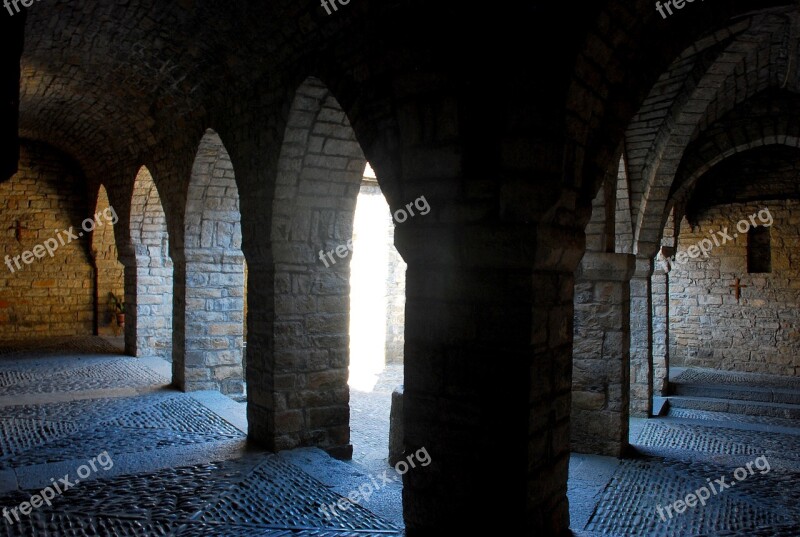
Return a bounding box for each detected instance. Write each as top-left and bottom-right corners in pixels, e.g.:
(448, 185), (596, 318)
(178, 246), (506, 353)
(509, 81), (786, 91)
(747, 226), (771, 274)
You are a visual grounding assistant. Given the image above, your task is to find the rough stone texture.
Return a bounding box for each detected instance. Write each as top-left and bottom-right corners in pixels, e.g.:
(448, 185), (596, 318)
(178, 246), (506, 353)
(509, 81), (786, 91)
(10, 1), (800, 534)
(126, 166), (173, 360)
(174, 129), (245, 395)
(669, 201), (800, 376)
(630, 258), (655, 418)
(92, 185), (125, 336)
(0, 142), (94, 339)
(572, 252), (635, 457)
(255, 77), (366, 456)
(0, 346), (401, 536)
(652, 270), (669, 396)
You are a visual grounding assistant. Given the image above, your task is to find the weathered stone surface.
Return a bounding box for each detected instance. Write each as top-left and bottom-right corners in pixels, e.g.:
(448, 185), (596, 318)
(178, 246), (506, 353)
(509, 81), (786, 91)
(0, 143), (96, 339)
(572, 252), (633, 457)
(670, 202), (800, 377)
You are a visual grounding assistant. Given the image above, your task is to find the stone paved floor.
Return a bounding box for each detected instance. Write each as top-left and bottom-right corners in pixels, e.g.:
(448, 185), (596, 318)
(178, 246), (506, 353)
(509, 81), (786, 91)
(0, 337), (403, 536)
(569, 368), (800, 537)
(2, 339), (798, 536)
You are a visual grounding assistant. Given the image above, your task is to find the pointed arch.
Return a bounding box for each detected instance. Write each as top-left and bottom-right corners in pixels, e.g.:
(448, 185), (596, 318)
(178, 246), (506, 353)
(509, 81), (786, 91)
(252, 76), (368, 455)
(91, 184), (124, 336)
(127, 166), (173, 359)
(178, 129), (245, 394)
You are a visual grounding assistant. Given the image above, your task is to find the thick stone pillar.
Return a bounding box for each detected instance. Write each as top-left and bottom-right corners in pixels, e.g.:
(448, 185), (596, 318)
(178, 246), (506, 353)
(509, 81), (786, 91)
(244, 254), (277, 448)
(175, 251), (245, 394)
(630, 257), (654, 417)
(398, 222), (580, 535)
(172, 255), (186, 389)
(572, 252), (635, 456)
(130, 253), (173, 360)
(120, 252), (138, 357)
(651, 267), (669, 397)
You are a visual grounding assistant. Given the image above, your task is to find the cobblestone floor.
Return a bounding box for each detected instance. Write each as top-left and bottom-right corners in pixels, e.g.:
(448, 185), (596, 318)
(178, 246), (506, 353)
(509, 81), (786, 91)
(570, 368), (800, 537)
(0, 337), (402, 536)
(3, 339), (796, 536)
(349, 365), (402, 471)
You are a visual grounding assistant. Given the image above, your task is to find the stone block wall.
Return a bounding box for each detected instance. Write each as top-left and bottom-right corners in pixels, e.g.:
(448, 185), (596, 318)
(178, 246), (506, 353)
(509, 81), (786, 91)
(179, 130), (245, 395)
(0, 141), (94, 339)
(267, 77), (365, 456)
(572, 252), (634, 456)
(630, 258), (654, 417)
(669, 201), (800, 375)
(127, 167), (173, 360)
(93, 186), (124, 336)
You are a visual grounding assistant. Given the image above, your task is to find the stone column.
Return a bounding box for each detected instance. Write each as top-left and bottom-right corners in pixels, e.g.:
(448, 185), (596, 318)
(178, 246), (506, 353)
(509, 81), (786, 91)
(172, 254), (186, 389)
(572, 252), (635, 457)
(651, 266), (669, 397)
(630, 256), (654, 417)
(177, 251), (245, 394)
(131, 252), (173, 360)
(244, 254), (277, 449)
(120, 251), (138, 357)
(398, 222), (580, 535)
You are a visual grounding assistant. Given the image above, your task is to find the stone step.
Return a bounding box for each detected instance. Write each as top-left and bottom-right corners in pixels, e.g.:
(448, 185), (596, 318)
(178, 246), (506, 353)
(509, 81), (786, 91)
(666, 395), (800, 420)
(670, 382), (800, 405)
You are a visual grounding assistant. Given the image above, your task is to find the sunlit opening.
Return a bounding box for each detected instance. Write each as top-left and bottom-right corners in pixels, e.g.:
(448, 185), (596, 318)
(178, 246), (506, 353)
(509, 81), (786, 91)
(349, 164), (392, 392)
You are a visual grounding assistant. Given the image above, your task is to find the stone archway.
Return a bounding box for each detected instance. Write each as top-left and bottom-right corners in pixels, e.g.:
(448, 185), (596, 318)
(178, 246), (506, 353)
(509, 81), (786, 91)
(126, 166), (173, 359)
(177, 129), (245, 395)
(265, 76), (367, 457)
(90, 185), (124, 336)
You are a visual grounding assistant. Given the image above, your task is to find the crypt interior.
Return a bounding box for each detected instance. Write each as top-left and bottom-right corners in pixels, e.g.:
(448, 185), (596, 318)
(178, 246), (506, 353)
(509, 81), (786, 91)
(1, 1), (800, 535)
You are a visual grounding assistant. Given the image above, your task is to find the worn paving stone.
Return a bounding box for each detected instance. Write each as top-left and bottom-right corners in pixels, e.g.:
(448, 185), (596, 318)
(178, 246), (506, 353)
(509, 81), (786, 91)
(0, 356), (167, 396)
(635, 420), (800, 467)
(0, 394), (243, 469)
(673, 369), (800, 391)
(0, 455), (400, 536)
(575, 414), (800, 536)
(668, 407), (800, 430)
(0, 344), (401, 536)
(584, 457), (796, 537)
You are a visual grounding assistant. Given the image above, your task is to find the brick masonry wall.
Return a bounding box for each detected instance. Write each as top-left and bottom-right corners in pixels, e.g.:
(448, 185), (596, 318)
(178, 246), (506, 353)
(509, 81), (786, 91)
(669, 201), (800, 375)
(0, 142), (94, 339)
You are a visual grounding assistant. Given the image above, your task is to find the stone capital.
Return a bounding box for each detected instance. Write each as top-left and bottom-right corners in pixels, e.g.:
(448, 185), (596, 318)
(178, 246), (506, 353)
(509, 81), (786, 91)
(577, 252), (635, 282)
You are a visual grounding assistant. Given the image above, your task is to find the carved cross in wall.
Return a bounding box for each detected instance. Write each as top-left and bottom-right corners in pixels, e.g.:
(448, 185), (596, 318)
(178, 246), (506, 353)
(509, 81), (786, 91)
(729, 278), (748, 303)
(7, 220), (26, 243)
